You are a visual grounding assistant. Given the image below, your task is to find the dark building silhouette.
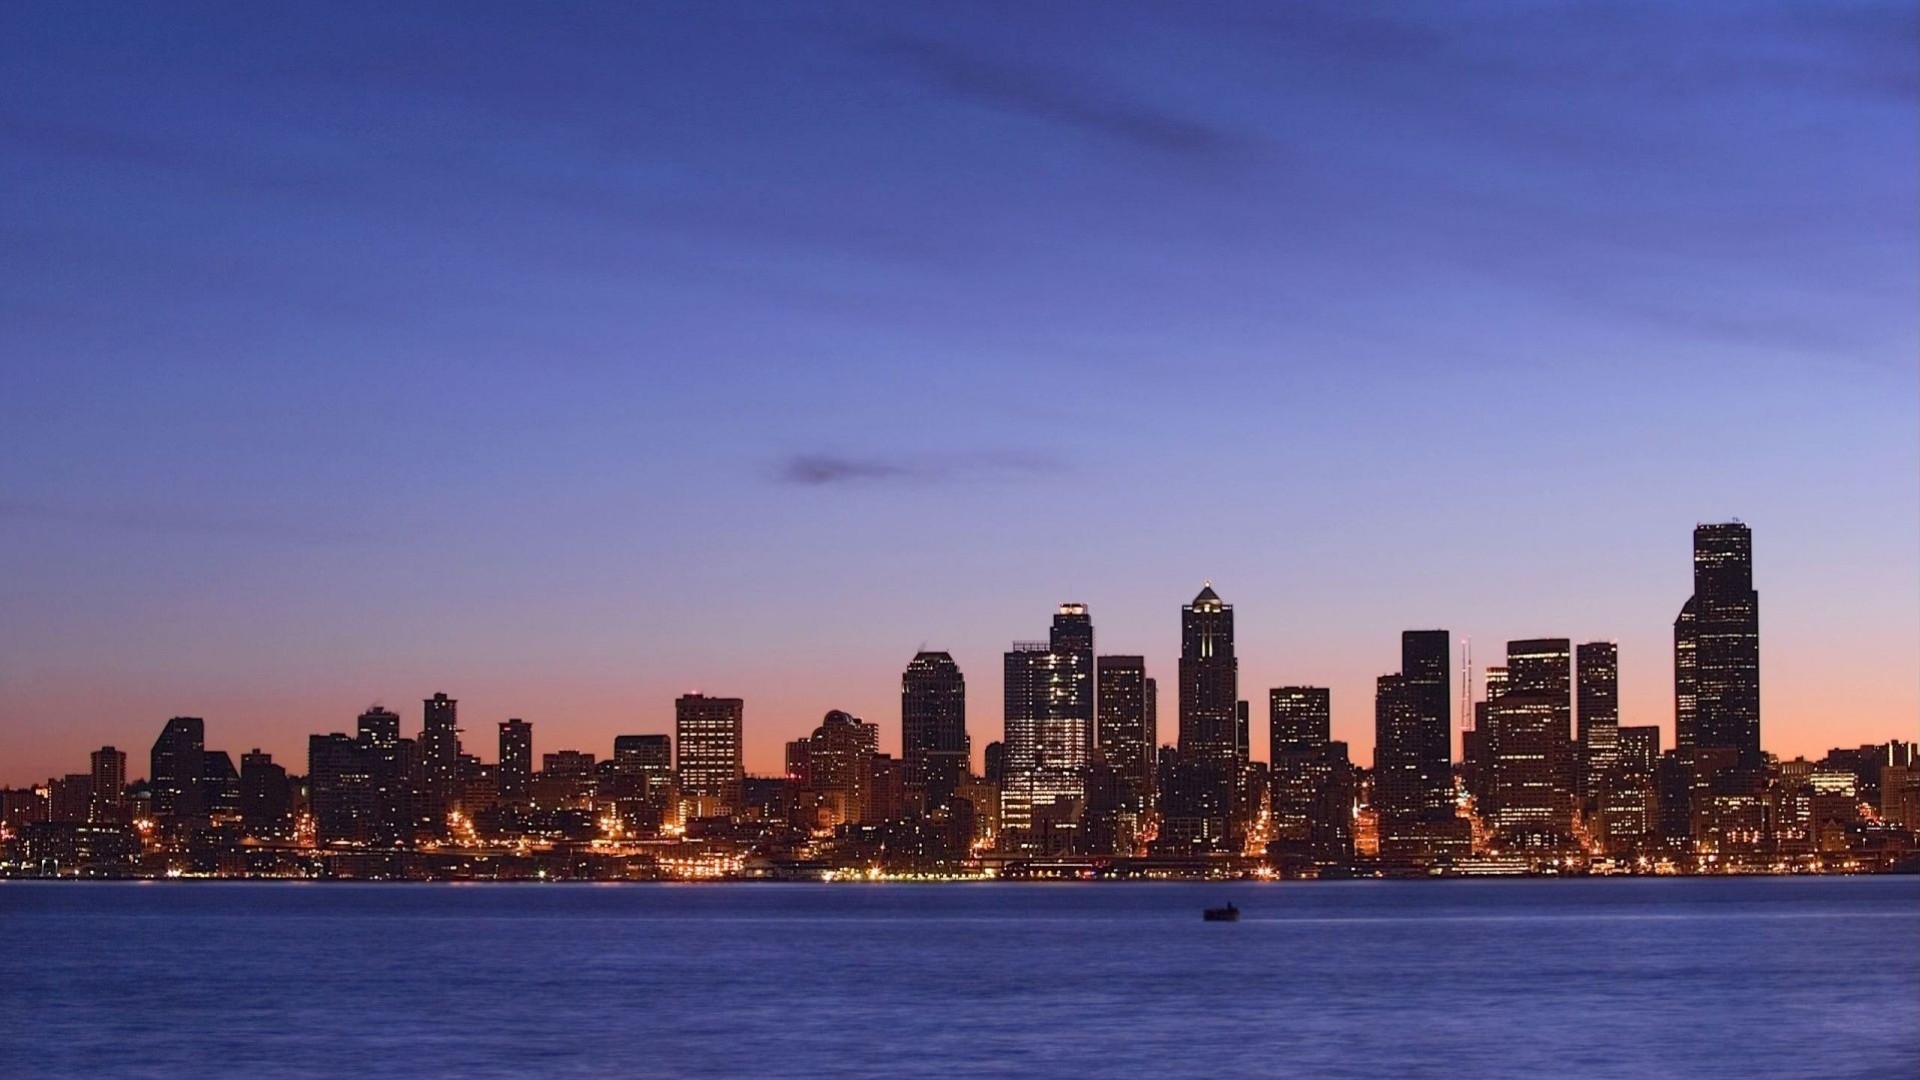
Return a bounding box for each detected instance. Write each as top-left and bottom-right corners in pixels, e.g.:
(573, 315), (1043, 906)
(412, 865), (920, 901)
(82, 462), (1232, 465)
(498, 718), (533, 804)
(983, 740), (1007, 787)
(1506, 638), (1574, 819)
(308, 732), (377, 844)
(1373, 631), (1460, 861)
(1268, 687), (1354, 867)
(1483, 690), (1576, 845)
(239, 749), (292, 839)
(150, 716), (207, 819)
(1676, 522), (1761, 766)
(202, 750), (240, 818)
(49, 774), (92, 823)
(611, 734), (673, 834)
(1166, 584), (1239, 852)
(1576, 642), (1619, 800)
(357, 706), (401, 747)
(356, 706), (413, 843)
(1096, 656), (1155, 796)
(901, 651), (968, 808)
(419, 693), (461, 831)
(1051, 604), (1095, 755)
(88, 746), (126, 824)
(675, 693), (744, 816)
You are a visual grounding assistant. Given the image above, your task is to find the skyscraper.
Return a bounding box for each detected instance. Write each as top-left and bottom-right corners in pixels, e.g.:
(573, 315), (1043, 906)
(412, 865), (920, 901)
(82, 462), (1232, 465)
(1676, 522), (1761, 766)
(239, 749), (292, 839)
(498, 718), (533, 804)
(1051, 603), (1095, 756)
(419, 693), (461, 829)
(675, 693), (743, 816)
(88, 746), (126, 823)
(1268, 687), (1354, 866)
(901, 651), (968, 808)
(790, 710), (880, 828)
(1576, 641), (1620, 800)
(1162, 584), (1240, 852)
(1373, 631), (1458, 862)
(1483, 690), (1576, 845)
(1177, 585), (1238, 760)
(1095, 656), (1154, 791)
(357, 706), (401, 748)
(1507, 637), (1574, 811)
(149, 716), (206, 820)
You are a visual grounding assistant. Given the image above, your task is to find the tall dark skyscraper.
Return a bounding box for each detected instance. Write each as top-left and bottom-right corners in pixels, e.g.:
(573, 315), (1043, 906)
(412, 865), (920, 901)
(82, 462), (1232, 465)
(901, 651), (968, 808)
(149, 716), (206, 819)
(1373, 631), (1458, 861)
(1095, 656), (1154, 790)
(1177, 585), (1238, 760)
(239, 749), (292, 839)
(88, 746), (126, 823)
(1050, 603), (1095, 755)
(1268, 687), (1354, 866)
(675, 693), (744, 815)
(1676, 522), (1761, 766)
(1576, 641), (1620, 799)
(1161, 585), (1241, 853)
(498, 718), (533, 803)
(419, 693), (461, 829)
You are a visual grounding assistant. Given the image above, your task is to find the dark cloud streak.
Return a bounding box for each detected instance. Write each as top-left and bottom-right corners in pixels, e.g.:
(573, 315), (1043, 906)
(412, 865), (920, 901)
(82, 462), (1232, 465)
(859, 35), (1249, 159)
(776, 451), (1062, 487)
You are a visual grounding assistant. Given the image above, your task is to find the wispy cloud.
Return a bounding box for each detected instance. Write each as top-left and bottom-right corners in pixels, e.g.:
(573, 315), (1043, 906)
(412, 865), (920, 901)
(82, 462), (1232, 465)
(860, 35), (1248, 160)
(776, 450), (1063, 487)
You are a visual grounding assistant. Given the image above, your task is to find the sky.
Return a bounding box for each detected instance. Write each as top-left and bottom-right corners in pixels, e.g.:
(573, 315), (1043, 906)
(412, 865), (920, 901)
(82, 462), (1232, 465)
(2, 2), (1916, 785)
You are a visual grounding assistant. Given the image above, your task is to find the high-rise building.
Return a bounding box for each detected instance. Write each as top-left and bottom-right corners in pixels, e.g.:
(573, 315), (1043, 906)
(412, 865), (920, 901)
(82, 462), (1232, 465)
(1676, 522), (1761, 765)
(613, 735), (674, 793)
(49, 774), (92, 823)
(1177, 585), (1238, 761)
(1096, 656), (1154, 791)
(1270, 687), (1330, 754)
(419, 693), (462, 829)
(1483, 690), (1576, 845)
(1267, 687), (1353, 866)
(901, 651), (968, 808)
(357, 706), (401, 748)
(675, 694), (743, 816)
(790, 710), (880, 828)
(1373, 631), (1458, 861)
(498, 719), (533, 804)
(308, 732), (377, 844)
(1576, 642), (1619, 800)
(1165, 585), (1239, 852)
(1506, 638), (1574, 815)
(150, 716), (207, 820)
(239, 749), (292, 839)
(1000, 605), (1098, 847)
(88, 746), (127, 823)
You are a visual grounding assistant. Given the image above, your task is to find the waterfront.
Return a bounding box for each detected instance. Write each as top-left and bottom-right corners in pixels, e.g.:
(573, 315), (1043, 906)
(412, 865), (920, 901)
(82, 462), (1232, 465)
(2, 877), (1914, 1078)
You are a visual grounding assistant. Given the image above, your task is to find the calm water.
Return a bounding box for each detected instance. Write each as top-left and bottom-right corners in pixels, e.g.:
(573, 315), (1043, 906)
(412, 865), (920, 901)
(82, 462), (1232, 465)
(1, 877), (1914, 1078)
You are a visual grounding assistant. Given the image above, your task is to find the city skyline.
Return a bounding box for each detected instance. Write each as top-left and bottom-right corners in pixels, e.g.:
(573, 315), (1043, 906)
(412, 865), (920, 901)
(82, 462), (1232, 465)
(2, 518), (1911, 789)
(2, 5), (1915, 786)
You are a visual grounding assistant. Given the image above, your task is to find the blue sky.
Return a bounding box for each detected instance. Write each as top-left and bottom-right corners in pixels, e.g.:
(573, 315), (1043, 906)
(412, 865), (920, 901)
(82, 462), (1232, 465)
(2, 2), (1915, 780)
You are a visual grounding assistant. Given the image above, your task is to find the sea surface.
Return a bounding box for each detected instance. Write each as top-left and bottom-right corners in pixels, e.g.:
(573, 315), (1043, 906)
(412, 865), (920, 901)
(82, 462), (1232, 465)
(1, 876), (1914, 1078)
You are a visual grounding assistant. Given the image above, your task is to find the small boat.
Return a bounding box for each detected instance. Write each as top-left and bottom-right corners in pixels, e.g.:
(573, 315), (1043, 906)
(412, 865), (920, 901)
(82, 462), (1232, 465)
(1203, 902), (1239, 922)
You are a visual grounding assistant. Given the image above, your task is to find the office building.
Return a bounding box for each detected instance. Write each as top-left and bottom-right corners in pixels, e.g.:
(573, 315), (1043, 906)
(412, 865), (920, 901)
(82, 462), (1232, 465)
(901, 651), (968, 808)
(675, 693), (744, 816)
